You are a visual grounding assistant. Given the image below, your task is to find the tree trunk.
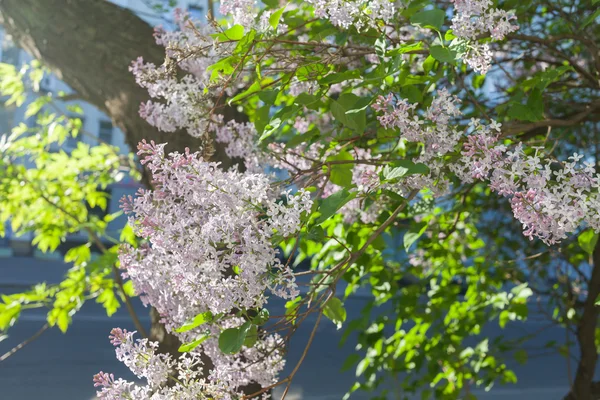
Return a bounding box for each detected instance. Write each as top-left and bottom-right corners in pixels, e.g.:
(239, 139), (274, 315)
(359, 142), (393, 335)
(0, 0), (205, 156)
(566, 241), (600, 400)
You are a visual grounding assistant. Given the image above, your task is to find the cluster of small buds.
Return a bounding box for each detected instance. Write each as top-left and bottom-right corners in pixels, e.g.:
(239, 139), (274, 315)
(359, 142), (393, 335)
(293, 117), (310, 134)
(268, 141), (325, 172)
(153, 10), (222, 82)
(462, 43), (494, 75)
(306, 0), (395, 30)
(131, 58), (215, 140)
(131, 10), (248, 151)
(373, 89), (463, 164)
(220, 0), (289, 32)
(450, 0), (519, 73)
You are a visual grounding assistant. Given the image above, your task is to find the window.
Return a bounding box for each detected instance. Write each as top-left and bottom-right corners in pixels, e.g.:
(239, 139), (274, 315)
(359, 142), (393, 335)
(98, 120), (113, 145)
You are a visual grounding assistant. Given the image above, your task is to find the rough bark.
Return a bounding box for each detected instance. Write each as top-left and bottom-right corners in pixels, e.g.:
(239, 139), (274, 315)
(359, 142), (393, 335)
(565, 241), (600, 400)
(0, 0), (204, 156)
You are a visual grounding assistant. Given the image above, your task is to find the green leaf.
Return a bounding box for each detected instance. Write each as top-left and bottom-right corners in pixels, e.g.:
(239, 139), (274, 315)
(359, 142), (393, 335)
(444, 30), (456, 41)
(375, 37), (387, 58)
(285, 297), (301, 324)
(514, 349), (528, 365)
(296, 63), (328, 81)
(119, 224), (136, 246)
(382, 160), (429, 182)
(388, 42), (425, 56)
(307, 225), (325, 242)
(213, 25), (245, 41)
(341, 353), (361, 372)
(219, 322), (252, 354)
(122, 280), (136, 297)
(429, 46), (457, 65)
(258, 90), (279, 105)
(507, 102), (539, 122)
(64, 244), (91, 266)
(254, 104), (271, 134)
(403, 222), (427, 252)
(96, 288), (119, 317)
(243, 324), (259, 348)
(269, 6), (286, 30)
(228, 78), (273, 105)
(258, 117), (281, 142)
(207, 56), (238, 81)
(331, 93), (368, 131)
(522, 66), (573, 91)
(328, 151), (354, 188)
(25, 96), (51, 118)
(175, 311), (214, 333)
(316, 189), (356, 224)
(323, 297), (346, 329)
(526, 88), (544, 121)
(410, 9), (445, 31)
(499, 310), (515, 328)
(47, 308), (71, 333)
(252, 308), (270, 325)
(178, 333), (210, 352)
(583, 8), (600, 28)
(579, 229), (599, 255)
(294, 93), (320, 109)
(0, 303), (21, 330)
(319, 70), (362, 85)
(356, 358), (370, 377)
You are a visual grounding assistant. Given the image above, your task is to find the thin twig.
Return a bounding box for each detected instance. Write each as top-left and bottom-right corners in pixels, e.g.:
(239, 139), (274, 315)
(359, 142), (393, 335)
(0, 323), (48, 362)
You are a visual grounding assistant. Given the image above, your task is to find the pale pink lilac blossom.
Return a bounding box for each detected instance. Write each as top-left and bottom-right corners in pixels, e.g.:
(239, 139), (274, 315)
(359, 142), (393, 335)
(93, 329), (227, 400)
(453, 123), (600, 245)
(450, 0), (518, 73)
(306, 0), (395, 30)
(102, 141), (313, 398)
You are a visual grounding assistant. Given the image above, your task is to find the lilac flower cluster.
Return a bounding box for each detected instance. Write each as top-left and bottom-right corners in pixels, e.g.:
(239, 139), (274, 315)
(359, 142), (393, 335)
(130, 10), (255, 154)
(452, 120), (600, 244)
(450, 0), (519, 73)
(211, 118), (265, 172)
(122, 140), (311, 319)
(94, 329), (221, 399)
(220, 0), (257, 28)
(374, 90), (600, 244)
(306, 0), (395, 30)
(96, 141), (312, 398)
(129, 12), (221, 142)
(373, 89), (463, 196)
